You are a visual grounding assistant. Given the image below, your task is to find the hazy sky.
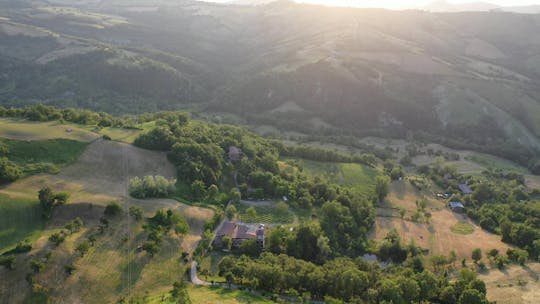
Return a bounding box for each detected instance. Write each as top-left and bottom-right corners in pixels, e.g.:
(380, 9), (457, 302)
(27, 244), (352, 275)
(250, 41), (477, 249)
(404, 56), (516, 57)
(216, 0), (540, 9)
(296, 1), (540, 9)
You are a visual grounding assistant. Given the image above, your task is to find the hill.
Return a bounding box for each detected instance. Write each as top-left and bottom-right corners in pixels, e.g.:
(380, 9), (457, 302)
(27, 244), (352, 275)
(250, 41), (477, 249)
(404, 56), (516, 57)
(0, 0), (540, 167)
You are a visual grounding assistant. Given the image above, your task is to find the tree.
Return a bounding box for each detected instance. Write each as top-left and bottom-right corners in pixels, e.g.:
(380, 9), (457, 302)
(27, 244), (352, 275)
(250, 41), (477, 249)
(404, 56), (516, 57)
(129, 206), (144, 221)
(246, 206), (257, 219)
(458, 289), (487, 304)
(472, 248), (482, 264)
(375, 176), (390, 203)
(0, 255), (16, 270)
(143, 241), (160, 257)
(275, 201), (289, 218)
(104, 202), (122, 217)
(225, 204), (237, 220)
(230, 188), (241, 203)
(30, 260), (44, 273)
(49, 232), (66, 246)
(38, 187), (69, 219)
(191, 180), (206, 201)
(222, 235), (232, 250)
(75, 241), (91, 257)
(206, 184), (219, 201)
(0, 157), (22, 184)
(170, 280), (192, 304)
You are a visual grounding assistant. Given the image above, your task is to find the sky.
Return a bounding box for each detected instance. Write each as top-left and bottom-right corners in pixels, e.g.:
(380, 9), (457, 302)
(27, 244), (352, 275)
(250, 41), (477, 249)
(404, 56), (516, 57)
(215, 0), (540, 9)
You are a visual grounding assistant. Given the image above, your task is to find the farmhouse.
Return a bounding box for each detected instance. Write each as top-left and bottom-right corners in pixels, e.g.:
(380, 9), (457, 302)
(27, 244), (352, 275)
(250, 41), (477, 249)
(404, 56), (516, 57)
(449, 201), (465, 213)
(458, 183), (473, 194)
(213, 221), (265, 249)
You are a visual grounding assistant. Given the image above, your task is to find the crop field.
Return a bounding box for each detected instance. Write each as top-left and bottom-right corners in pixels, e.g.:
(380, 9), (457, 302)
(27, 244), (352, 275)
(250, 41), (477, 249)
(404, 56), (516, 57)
(301, 160), (379, 196)
(0, 118), (98, 141)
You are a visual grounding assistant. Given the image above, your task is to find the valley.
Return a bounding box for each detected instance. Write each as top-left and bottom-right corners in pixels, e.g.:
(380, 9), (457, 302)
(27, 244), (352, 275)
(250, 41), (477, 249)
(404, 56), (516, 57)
(1, 1), (540, 303)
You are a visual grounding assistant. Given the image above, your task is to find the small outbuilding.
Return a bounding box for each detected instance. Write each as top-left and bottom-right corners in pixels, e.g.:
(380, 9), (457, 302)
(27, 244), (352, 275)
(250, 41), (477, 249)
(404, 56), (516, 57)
(449, 201), (465, 213)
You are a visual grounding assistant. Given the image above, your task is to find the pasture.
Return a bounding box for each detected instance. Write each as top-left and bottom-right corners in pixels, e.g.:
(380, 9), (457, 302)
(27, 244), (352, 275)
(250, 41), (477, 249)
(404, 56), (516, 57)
(480, 263), (540, 304)
(370, 179), (510, 259)
(300, 159), (378, 196)
(0, 118), (98, 141)
(0, 193), (44, 253)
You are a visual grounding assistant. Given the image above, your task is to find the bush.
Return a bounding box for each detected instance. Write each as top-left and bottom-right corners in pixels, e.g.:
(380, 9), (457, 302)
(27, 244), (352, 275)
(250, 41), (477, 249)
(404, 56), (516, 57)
(0, 157), (22, 184)
(2, 241), (32, 255)
(104, 202), (122, 217)
(0, 255), (16, 270)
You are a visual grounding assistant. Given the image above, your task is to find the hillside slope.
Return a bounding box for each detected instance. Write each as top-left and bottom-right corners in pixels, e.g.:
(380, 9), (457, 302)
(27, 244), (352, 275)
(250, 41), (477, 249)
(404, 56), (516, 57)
(0, 0), (539, 159)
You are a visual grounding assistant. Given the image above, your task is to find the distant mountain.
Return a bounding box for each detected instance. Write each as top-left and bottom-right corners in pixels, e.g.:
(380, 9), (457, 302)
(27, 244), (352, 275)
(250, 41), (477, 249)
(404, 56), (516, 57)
(502, 5), (540, 14)
(1, 0), (540, 163)
(424, 0), (540, 13)
(424, 0), (499, 12)
(228, 0), (277, 5)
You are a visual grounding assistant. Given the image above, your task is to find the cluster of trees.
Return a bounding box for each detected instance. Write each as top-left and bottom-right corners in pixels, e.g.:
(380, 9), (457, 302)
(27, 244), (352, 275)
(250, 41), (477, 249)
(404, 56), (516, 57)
(142, 209), (190, 257)
(0, 104), (190, 130)
(38, 187), (69, 219)
(129, 175), (176, 199)
(0, 157), (22, 184)
(218, 251), (488, 304)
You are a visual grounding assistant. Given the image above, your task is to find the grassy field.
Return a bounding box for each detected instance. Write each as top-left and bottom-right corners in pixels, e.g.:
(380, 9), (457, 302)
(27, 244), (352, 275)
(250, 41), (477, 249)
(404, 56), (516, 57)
(1, 138), (89, 175)
(300, 160), (379, 196)
(145, 285), (277, 304)
(0, 193), (44, 253)
(451, 221), (475, 235)
(479, 263), (540, 304)
(99, 127), (142, 143)
(236, 202), (294, 224)
(0, 118), (98, 141)
(189, 285), (277, 304)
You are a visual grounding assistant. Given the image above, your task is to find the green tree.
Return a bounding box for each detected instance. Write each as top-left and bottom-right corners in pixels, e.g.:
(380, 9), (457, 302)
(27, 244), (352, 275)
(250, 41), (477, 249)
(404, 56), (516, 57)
(472, 248), (482, 264)
(104, 202), (122, 217)
(170, 280), (192, 304)
(275, 201), (289, 218)
(246, 206), (257, 220)
(129, 206), (144, 221)
(375, 176), (391, 203)
(191, 180), (206, 201)
(38, 187), (69, 219)
(75, 241), (91, 257)
(0, 157), (22, 184)
(458, 289), (487, 304)
(225, 204), (237, 220)
(30, 260), (44, 273)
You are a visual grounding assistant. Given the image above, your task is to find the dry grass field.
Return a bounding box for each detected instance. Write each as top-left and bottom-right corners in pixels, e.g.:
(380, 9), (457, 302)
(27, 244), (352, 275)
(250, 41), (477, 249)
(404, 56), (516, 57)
(0, 138), (214, 303)
(480, 263), (540, 304)
(370, 180), (511, 259)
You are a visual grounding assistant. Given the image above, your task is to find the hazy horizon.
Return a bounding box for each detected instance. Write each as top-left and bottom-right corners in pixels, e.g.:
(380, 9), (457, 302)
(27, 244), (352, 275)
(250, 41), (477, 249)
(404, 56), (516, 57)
(211, 0), (540, 9)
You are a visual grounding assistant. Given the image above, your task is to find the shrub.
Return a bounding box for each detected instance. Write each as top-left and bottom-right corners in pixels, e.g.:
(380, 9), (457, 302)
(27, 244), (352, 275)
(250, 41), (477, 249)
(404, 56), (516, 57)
(104, 202), (122, 217)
